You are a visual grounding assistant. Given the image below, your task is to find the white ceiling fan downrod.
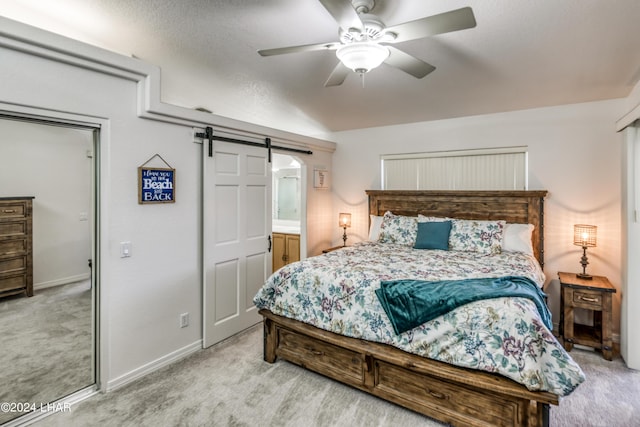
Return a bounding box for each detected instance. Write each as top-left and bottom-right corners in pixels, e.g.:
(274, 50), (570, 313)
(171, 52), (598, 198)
(351, 0), (374, 14)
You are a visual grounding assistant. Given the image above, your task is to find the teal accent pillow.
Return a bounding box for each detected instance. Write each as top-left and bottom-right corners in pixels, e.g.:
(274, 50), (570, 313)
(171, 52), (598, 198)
(413, 221), (452, 250)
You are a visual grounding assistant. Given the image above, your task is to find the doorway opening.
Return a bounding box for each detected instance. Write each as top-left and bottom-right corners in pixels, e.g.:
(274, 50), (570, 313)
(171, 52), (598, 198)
(271, 153), (307, 271)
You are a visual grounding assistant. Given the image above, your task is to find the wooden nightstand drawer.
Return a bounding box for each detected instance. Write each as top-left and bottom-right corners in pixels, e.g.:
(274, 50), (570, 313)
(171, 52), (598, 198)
(572, 289), (603, 309)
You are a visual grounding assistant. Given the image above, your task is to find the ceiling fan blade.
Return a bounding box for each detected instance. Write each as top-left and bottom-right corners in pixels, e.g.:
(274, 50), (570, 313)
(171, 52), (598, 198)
(324, 62), (350, 87)
(258, 41), (341, 57)
(318, 0), (364, 31)
(385, 7), (476, 43)
(384, 46), (435, 79)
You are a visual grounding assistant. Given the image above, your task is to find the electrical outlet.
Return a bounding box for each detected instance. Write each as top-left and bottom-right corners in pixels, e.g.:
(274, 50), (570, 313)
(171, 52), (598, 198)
(180, 312), (189, 328)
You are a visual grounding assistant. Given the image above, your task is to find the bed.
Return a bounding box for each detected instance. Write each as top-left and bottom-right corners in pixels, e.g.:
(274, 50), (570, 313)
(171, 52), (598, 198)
(254, 190), (584, 427)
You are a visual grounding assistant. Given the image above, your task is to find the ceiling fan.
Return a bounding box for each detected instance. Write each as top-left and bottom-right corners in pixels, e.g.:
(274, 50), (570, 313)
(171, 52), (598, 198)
(258, 0), (476, 87)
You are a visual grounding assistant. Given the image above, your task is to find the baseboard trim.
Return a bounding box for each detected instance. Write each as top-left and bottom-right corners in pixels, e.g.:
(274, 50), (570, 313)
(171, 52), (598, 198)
(34, 273), (91, 291)
(3, 385), (98, 427)
(106, 340), (202, 392)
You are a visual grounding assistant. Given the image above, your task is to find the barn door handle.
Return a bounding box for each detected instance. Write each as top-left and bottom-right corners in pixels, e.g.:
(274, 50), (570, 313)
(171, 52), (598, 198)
(267, 235), (272, 252)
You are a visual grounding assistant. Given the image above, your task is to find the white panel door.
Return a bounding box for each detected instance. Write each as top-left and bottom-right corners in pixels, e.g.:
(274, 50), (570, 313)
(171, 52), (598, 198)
(203, 140), (271, 348)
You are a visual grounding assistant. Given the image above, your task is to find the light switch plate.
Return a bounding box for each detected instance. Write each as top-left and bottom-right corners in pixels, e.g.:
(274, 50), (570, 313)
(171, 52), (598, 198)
(120, 241), (131, 258)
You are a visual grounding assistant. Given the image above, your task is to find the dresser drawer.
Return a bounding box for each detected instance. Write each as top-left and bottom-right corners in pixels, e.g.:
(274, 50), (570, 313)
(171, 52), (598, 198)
(0, 256), (27, 276)
(0, 220), (27, 237)
(572, 289), (603, 310)
(375, 360), (523, 426)
(276, 328), (365, 386)
(0, 273), (26, 292)
(0, 202), (27, 218)
(0, 238), (28, 256)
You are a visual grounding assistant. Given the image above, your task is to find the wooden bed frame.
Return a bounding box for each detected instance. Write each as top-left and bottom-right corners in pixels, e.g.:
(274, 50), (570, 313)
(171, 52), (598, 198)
(261, 190), (555, 427)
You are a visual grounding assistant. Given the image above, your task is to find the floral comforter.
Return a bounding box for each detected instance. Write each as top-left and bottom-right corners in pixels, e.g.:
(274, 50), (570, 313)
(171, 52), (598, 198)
(253, 242), (585, 396)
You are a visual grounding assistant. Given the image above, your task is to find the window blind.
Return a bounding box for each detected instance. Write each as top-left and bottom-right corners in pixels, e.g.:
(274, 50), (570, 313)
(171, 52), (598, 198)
(382, 147), (527, 190)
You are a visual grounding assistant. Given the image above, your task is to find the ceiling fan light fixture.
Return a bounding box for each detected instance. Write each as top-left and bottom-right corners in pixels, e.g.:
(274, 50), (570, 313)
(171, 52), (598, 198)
(336, 41), (389, 73)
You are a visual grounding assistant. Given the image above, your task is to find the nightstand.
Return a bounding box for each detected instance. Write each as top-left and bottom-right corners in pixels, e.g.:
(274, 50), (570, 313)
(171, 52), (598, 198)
(322, 245), (346, 253)
(558, 272), (616, 360)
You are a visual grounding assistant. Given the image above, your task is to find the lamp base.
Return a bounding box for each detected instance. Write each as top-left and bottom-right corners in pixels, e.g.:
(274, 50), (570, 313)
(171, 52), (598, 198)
(577, 246), (592, 280)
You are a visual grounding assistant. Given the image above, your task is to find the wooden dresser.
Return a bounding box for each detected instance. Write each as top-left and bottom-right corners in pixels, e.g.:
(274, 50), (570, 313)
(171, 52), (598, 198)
(0, 197), (34, 298)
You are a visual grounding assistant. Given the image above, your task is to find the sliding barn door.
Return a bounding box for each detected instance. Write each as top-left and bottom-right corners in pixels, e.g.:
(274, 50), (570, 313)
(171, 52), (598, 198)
(203, 140), (271, 348)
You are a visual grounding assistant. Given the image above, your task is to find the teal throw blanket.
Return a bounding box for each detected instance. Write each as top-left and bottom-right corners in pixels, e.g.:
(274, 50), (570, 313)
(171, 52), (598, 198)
(375, 276), (551, 335)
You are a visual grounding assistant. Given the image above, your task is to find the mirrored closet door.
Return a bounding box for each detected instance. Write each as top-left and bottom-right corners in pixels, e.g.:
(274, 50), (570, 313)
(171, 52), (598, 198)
(0, 116), (96, 425)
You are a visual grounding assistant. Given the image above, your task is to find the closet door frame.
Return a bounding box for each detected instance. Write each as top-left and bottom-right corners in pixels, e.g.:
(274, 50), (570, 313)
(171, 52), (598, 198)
(0, 102), (106, 424)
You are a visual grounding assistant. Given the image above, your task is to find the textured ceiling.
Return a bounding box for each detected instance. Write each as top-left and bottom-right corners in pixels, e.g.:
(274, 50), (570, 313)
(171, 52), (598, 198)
(2, 0), (640, 136)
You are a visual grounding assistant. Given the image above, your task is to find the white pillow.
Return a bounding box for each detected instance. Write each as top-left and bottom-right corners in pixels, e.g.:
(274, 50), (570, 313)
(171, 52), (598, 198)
(368, 215), (384, 241)
(502, 223), (535, 255)
(417, 214), (450, 223)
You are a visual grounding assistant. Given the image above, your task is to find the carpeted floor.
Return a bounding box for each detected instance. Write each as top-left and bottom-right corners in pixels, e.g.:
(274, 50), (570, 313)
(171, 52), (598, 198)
(550, 347), (640, 427)
(0, 281), (93, 425)
(32, 323), (640, 427)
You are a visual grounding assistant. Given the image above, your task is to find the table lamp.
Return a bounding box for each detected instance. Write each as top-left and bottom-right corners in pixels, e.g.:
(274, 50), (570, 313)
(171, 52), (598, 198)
(573, 224), (597, 279)
(339, 213), (351, 247)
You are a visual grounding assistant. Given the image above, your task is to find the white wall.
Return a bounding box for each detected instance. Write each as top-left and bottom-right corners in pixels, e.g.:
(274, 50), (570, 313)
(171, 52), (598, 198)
(329, 100), (625, 336)
(0, 17), (335, 389)
(0, 120), (92, 288)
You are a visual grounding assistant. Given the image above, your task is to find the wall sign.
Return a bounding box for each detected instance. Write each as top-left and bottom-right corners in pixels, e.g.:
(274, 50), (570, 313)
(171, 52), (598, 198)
(138, 154), (175, 204)
(314, 168), (329, 189)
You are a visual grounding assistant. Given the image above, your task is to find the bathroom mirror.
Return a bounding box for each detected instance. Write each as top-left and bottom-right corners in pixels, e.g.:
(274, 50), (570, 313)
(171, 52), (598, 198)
(272, 154), (301, 221)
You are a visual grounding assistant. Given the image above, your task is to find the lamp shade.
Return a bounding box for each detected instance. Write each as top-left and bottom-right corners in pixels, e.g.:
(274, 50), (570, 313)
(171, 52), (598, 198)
(339, 213), (352, 228)
(336, 42), (389, 73)
(573, 224), (597, 247)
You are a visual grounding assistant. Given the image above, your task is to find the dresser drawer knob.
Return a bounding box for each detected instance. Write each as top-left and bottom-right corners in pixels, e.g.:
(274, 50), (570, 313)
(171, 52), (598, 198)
(579, 296), (598, 303)
(2, 209), (16, 213)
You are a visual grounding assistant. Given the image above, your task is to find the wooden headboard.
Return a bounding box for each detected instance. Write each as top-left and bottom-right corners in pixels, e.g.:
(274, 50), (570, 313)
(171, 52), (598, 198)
(366, 190), (548, 266)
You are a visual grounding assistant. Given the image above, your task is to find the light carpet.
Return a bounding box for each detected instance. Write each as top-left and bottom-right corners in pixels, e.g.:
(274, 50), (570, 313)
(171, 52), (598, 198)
(33, 323), (640, 427)
(0, 281), (93, 425)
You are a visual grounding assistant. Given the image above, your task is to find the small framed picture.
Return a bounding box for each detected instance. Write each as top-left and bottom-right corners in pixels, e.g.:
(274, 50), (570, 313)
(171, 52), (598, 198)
(314, 169), (329, 189)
